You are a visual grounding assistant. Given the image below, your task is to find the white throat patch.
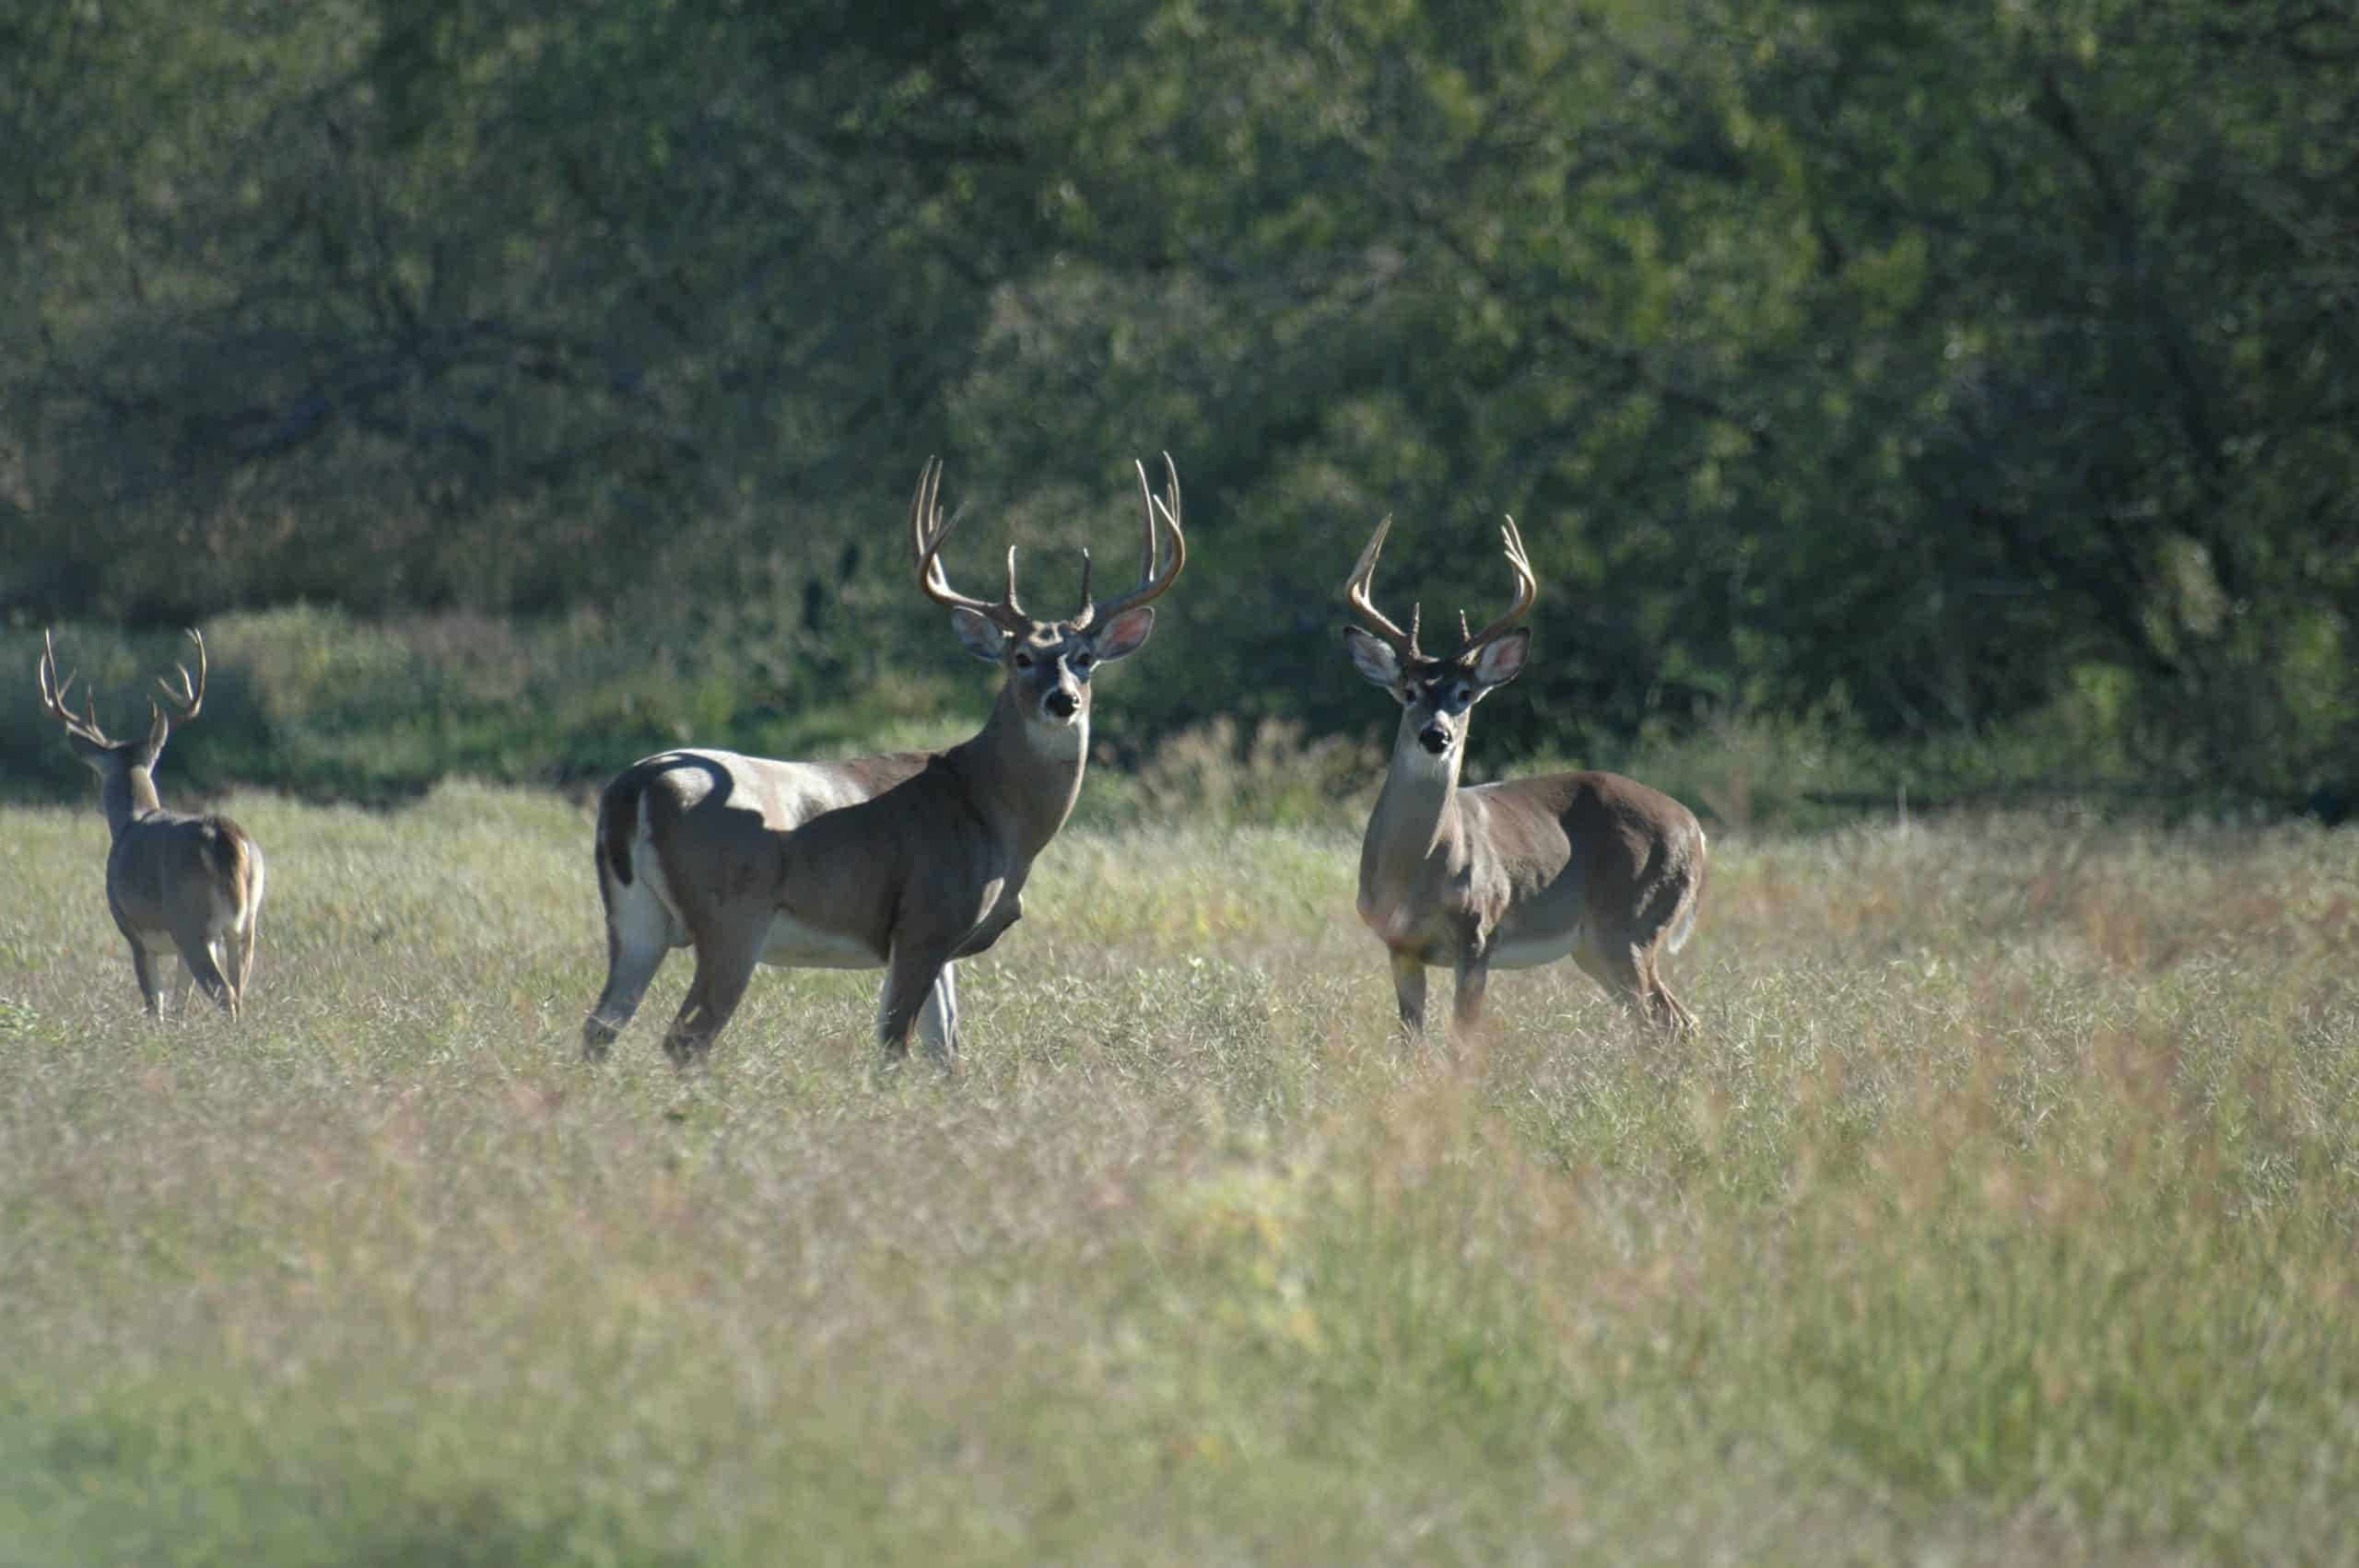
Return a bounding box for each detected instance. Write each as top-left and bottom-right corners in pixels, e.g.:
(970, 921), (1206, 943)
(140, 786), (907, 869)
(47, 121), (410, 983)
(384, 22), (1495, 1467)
(1393, 738), (1457, 780)
(1027, 712), (1088, 760)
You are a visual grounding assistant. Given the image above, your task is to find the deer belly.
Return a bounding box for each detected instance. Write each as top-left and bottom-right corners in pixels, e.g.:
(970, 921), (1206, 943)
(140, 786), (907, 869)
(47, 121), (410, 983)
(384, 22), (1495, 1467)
(1488, 923), (1582, 971)
(758, 911), (881, 970)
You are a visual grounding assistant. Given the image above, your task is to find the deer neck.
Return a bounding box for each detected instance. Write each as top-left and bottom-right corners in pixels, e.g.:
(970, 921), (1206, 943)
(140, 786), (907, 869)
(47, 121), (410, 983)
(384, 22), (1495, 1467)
(952, 686), (1088, 862)
(100, 765), (165, 838)
(1360, 723), (1466, 904)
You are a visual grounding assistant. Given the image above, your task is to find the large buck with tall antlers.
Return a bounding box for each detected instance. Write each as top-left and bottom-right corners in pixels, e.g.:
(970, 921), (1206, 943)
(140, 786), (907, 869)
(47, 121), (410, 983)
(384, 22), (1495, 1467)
(1342, 515), (1707, 1036)
(37, 629), (265, 1020)
(583, 455), (1185, 1067)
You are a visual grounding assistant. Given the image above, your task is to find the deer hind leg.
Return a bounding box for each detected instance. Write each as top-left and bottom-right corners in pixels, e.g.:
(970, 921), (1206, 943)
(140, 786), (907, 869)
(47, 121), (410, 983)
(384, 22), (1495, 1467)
(584, 876), (678, 1059)
(1575, 940), (1653, 1025)
(659, 921), (761, 1066)
(1579, 937), (1692, 1036)
(129, 943), (166, 1020)
(1636, 943), (1697, 1035)
(1631, 867), (1703, 1035)
(233, 906), (260, 999)
(171, 930), (239, 1020)
(234, 857), (264, 1000)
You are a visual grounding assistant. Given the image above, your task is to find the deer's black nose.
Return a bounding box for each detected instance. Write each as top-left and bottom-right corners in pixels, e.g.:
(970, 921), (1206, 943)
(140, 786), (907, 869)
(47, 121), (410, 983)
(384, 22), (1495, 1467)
(1045, 690), (1079, 720)
(1417, 724), (1449, 755)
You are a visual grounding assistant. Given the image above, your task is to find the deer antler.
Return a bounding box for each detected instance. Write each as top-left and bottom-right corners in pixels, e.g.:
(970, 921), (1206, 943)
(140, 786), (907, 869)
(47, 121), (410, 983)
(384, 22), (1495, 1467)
(1455, 516), (1536, 661)
(1076, 452), (1186, 628)
(153, 628), (209, 730)
(36, 629), (113, 747)
(1343, 516), (1424, 662)
(910, 458), (1031, 634)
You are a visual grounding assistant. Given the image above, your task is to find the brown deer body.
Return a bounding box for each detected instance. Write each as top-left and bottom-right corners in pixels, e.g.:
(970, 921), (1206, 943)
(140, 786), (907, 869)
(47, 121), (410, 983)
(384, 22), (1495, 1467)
(38, 631), (265, 1019)
(1343, 518), (1706, 1036)
(584, 456), (1184, 1066)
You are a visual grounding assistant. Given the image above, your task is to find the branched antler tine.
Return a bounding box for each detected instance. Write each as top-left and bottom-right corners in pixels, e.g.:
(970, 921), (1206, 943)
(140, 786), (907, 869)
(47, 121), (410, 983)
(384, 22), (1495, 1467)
(1133, 456), (1158, 579)
(1342, 515), (1419, 659)
(910, 461), (950, 587)
(156, 627), (207, 724)
(908, 455), (937, 570)
(915, 506), (980, 606)
(1086, 453), (1188, 623)
(1458, 513), (1539, 658)
(37, 629), (111, 743)
(1501, 515), (1535, 582)
(909, 459), (1030, 630)
(911, 459), (962, 595)
(909, 460), (994, 616)
(36, 630), (64, 710)
(1144, 451), (1180, 578)
(1152, 451), (1183, 582)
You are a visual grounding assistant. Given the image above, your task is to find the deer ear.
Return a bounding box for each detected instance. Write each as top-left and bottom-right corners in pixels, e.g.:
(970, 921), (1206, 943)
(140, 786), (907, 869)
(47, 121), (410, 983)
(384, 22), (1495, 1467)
(1088, 606), (1156, 663)
(950, 608), (1010, 662)
(1344, 626), (1401, 689)
(1468, 627), (1530, 694)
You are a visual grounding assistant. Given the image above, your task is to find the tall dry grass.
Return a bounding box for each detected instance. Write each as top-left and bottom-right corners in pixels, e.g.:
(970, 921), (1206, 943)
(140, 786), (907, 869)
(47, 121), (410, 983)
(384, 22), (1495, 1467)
(2, 784), (2355, 1564)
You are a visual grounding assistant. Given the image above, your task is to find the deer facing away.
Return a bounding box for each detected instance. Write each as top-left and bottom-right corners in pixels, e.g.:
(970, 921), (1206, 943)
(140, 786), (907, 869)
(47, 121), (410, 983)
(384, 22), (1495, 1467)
(37, 630), (265, 1020)
(1342, 515), (1706, 1036)
(584, 455), (1185, 1067)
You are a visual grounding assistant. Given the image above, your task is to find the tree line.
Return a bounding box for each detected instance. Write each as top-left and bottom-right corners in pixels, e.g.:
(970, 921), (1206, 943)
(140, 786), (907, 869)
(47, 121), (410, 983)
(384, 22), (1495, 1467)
(4, 0), (2353, 810)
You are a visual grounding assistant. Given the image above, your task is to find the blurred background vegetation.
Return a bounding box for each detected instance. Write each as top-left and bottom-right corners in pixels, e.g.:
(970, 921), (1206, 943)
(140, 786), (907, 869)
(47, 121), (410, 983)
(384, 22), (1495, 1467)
(3, 0), (2353, 821)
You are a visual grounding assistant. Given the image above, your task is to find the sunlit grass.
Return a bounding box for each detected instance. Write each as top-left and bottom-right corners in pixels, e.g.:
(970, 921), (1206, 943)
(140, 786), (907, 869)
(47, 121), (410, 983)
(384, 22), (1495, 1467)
(2, 786), (2355, 1564)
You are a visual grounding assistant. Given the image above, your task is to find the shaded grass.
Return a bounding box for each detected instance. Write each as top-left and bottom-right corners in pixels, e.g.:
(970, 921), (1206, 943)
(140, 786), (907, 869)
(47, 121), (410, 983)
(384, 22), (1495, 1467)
(2, 789), (2356, 1563)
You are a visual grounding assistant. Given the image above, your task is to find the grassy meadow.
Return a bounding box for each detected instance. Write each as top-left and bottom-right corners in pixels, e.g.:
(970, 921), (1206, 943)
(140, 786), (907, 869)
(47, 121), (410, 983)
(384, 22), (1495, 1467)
(2, 783), (2357, 1564)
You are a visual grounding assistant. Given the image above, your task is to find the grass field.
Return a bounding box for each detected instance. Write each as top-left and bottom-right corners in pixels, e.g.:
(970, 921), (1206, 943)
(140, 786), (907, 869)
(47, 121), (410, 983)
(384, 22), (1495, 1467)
(3, 784), (2356, 1564)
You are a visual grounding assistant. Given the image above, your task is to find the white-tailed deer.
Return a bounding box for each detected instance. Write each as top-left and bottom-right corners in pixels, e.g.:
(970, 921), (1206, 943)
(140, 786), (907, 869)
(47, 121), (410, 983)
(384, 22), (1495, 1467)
(584, 455), (1185, 1067)
(37, 629), (265, 1020)
(1342, 516), (1706, 1036)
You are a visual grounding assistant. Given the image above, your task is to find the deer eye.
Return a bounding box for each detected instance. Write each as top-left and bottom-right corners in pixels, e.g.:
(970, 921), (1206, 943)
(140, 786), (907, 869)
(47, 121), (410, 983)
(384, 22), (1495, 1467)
(1072, 651), (1094, 672)
(1014, 651), (1034, 669)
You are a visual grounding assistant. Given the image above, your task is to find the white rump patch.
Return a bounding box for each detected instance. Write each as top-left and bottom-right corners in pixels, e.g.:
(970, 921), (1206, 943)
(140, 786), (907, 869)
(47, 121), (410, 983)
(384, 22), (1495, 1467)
(1668, 829), (1705, 954)
(622, 816), (691, 951)
(240, 851), (266, 932)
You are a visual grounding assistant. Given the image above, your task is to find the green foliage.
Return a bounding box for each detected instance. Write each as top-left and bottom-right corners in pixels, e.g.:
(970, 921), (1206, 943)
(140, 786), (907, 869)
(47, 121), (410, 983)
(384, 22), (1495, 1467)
(2, 610), (2188, 825)
(4, 0), (2353, 809)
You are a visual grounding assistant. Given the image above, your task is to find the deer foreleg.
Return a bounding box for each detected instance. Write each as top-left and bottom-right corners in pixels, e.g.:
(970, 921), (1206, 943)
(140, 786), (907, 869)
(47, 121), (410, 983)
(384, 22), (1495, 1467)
(1388, 949), (1427, 1036)
(877, 938), (959, 1069)
(953, 894), (1023, 958)
(1451, 948), (1490, 1036)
